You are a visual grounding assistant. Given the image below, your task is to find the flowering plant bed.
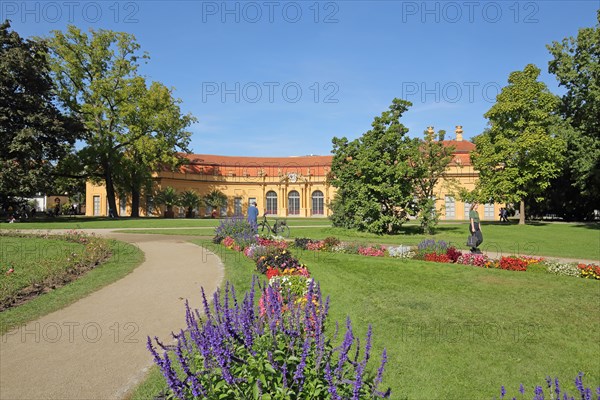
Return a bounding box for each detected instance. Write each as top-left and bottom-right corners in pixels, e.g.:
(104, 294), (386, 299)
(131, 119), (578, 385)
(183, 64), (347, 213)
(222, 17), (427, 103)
(148, 279), (392, 399)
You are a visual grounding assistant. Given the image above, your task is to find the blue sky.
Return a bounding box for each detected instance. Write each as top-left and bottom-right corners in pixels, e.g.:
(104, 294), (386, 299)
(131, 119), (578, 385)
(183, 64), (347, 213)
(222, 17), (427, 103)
(4, 0), (598, 156)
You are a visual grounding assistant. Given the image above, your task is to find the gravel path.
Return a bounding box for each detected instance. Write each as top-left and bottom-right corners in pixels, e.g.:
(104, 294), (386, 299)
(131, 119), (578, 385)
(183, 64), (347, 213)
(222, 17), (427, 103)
(0, 232), (224, 400)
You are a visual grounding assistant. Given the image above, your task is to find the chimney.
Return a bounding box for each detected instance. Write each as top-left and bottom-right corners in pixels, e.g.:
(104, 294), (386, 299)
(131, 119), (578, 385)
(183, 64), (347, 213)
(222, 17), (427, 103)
(455, 125), (463, 141)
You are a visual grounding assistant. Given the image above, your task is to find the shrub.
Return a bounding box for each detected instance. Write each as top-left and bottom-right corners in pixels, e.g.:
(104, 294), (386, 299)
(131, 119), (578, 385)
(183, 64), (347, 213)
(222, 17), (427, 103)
(213, 217), (257, 249)
(147, 279), (392, 399)
(331, 242), (361, 254)
(496, 372), (599, 400)
(578, 263), (600, 280)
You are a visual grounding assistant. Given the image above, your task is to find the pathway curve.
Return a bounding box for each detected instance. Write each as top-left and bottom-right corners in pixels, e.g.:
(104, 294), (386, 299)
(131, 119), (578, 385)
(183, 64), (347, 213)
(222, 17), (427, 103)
(0, 231), (224, 400)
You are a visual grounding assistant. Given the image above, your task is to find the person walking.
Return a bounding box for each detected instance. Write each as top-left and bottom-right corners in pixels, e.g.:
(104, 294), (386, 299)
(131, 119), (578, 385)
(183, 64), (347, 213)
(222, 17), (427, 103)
(469, 202), (483, 253)
(247, 201), (259, 232)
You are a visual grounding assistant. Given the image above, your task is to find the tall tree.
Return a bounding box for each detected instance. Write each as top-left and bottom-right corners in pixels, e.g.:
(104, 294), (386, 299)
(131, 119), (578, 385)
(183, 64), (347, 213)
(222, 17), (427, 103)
(547, 10), (600, 208)
(471, 64), (566, 225)
(115, 79), (194, 217)
(0, 21), (80, 208)
(46, 25), (194, 218)
(329, 99), (419, 234)
(413, 129), (455, 234)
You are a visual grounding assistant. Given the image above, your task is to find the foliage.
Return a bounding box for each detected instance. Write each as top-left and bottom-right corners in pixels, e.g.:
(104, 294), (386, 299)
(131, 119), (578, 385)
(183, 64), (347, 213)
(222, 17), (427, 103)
(213, 217), (257, 250)
(154, 186), (179, 210)
(147, 279), (391, 399)
(322, 236), (341, 251)
(496, 373), (599, 400)
(0, 21), (81, 207)
(415, 239), (448, 259)
(547, 11), (600, 201)
(471, 64), (567, 224)
(203, 189), (228, 210)
(46, 25), (193, 218)
(178, 190), (201, 217)
(329, 99), (419, 234)
(413, 129), (455, 234)
(445, 247), (463, 263)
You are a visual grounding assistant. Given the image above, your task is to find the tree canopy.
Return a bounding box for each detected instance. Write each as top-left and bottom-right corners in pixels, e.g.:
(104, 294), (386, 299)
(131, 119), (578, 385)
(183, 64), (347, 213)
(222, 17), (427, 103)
(329, 99), (419, 234)
(471, 64), (566, 224)
(546, 11), (600, 214)
(0, 21), (81, 208)
(46, 25), (193, 217)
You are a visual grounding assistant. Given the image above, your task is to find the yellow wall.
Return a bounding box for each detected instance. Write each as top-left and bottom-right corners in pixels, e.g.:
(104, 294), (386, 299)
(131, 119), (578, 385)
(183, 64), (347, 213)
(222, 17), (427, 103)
(85, 157), (502, 220)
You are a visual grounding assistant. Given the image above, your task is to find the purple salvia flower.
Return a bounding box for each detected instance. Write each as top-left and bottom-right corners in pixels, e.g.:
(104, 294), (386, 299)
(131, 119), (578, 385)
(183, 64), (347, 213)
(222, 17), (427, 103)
(576, 373), (585, 395)
(520, 384), (526, 395)
(555, 377), (561, 398)
(353, 354), (366, 400)
(293, 337), (311, 390)
(534, 385), (544, 400)
(335, 317), (354, 380)
(500, 385), (506, 399)
(364, 325), (372, 365)
(547, 376), (553, 388)
(372, 348), (387, 395)
(324, 361), (340, 400)
(200, 287), (212, 321)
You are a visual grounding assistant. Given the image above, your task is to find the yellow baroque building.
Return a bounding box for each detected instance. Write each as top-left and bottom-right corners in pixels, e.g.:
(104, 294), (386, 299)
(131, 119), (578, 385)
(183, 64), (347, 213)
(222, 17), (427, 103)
(85, 126), (502, 221)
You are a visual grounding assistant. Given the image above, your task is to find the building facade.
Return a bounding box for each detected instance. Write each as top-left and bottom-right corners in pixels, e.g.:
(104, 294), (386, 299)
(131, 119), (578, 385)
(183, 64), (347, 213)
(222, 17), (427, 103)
(85, 126), (502, 221)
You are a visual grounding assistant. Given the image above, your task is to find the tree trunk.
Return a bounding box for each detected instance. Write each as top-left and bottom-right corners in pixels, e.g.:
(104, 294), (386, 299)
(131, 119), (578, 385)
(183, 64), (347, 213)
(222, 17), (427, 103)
(130, 185), (140, 218)
(104, 168), (119, 218)
(519, 200), (525, 225)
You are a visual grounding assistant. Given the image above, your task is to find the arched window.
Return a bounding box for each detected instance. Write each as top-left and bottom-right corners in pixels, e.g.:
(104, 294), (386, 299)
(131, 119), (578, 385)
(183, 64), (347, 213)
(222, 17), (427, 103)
(312, 190), (324, 215)
(288, 190), (300, 215)
(266, 191), (278, 215)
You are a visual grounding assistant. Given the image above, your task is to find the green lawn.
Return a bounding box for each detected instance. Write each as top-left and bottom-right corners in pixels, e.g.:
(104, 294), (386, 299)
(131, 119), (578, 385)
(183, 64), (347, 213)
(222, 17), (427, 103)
(0, 236), (144, 335)
(130, 239), (600, 399)
(0, 216), (331, 230)
(117, 221), (600, 261)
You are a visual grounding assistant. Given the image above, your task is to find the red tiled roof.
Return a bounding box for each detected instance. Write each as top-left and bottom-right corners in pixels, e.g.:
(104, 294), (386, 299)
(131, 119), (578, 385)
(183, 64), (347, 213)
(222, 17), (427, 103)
(442, 140), (475, 153)
(174, 154), (333, 177)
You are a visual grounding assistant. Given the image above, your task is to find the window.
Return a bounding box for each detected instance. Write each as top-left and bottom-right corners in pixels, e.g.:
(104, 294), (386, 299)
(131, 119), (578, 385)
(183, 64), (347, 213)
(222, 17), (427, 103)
(312, 190), (324, 215)
(146, 195), (154, 215)
(220, 198), (228, 217)
(266, 191), (277, 214)
(234, 197), (242, 216)
(445, 196), (455, 219)
(288, 191), (300, 215)
(93, 196), (101, 216)
(119, 196), (127, 216)
(464, 202), (471, 219)
(484, 203), (495, 220)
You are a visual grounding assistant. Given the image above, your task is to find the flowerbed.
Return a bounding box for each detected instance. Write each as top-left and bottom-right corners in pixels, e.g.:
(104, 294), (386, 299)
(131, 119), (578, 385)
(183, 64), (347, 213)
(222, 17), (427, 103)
(291, 236), (599, 281)
(148, 215), (393, 398)
(0, 230), (112, 310)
